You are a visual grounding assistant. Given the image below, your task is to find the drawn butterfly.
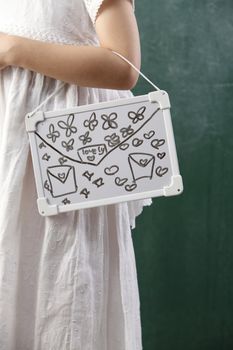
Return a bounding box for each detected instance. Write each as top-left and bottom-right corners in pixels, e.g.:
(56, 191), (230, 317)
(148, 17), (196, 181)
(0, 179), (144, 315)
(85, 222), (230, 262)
(46, 124), (60, 143)
(58, 114), (77, 137)
(79, 131), (92, 145)
(83, 112), (98, 131)
(128, 106), (146, 124)
(120, 124), (134, 138)
(101, 112), (118, 130)
(61, 138), (74, 152)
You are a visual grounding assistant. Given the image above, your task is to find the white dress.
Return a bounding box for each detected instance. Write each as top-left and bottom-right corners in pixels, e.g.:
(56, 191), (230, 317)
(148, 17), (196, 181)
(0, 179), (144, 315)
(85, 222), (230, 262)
(0, 1), (152, 349)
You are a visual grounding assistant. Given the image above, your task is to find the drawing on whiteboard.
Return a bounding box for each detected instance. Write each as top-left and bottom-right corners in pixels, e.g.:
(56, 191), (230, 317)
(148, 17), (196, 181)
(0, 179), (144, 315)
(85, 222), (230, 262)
(35, 106), (161, 167)
(58, 157), (68, 165)
(78, 144), (108, 165)
(101, 112), (118, 130)
(79, 131), (92, 145)
(92, 177), (104, 188)
(44, 180), (51, 192)
(57, 114), (77, 137)
(42, 153), (51, 161)
(62, 198), (71, 205)
(151, 138), (165, 149)
(104, 133), (120, 147)
(119, 143), (129, 151)
(120, 125), (134, 138)
(125, 183), (137, 191)
(47, 165), (78, 198)
(80, 188), (90, 198)
(132, 138), (143, 147)
(143, 130), (155, 139)
(46, 123), (60, 143)
(155, 166), (168, 177)
(61, 138), (74, 152)
(104, 165), (119, 176)
(39, 142), (46, 149)
(157, 152), (166, 159)
(115, 177), (128, 186)
(87, 155), (95, 162)
(83, 112), (98, 131)
(128, 152), (155, 182)
(82, 170), (94, 182)
(128, 106), (146, 124)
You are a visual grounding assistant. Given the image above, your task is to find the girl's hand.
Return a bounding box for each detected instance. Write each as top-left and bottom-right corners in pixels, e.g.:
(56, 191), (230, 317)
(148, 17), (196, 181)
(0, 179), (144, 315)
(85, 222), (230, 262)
(0, 32), (17, 70)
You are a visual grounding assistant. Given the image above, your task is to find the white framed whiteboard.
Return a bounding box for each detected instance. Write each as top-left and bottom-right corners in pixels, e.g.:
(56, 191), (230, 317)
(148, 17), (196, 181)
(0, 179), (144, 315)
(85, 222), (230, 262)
(25, 90), (183, 216)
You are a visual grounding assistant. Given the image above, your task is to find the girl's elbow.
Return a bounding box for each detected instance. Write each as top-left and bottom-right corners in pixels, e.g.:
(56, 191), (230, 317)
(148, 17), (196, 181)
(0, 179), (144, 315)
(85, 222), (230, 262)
(121, 69), (139, 90)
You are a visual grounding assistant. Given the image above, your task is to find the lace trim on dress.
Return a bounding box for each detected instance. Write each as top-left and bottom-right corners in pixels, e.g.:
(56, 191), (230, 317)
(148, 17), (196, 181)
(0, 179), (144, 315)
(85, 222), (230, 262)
(84, 0), (135, 26)
(0, 23), (98, 46)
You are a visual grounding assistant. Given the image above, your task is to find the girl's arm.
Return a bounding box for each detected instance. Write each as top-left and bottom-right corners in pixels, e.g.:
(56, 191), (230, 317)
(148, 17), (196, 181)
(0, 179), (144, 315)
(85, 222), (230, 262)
(2, 0), (141, 90)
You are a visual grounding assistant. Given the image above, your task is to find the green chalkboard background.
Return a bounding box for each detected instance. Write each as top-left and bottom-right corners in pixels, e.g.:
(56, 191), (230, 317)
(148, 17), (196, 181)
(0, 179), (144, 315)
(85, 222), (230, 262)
(131, 1), (233, 349)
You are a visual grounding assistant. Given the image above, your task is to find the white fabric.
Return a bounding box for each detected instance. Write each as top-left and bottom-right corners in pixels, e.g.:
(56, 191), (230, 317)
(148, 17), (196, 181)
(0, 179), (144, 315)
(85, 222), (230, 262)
(83, 0), (135, 25)
(0, 0), (152, 349)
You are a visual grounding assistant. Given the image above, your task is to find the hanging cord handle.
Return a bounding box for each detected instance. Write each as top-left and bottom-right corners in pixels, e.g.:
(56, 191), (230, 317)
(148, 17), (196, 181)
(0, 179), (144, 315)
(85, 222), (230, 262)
(28, 50), (160, 118)
(110, 50), (161, 91)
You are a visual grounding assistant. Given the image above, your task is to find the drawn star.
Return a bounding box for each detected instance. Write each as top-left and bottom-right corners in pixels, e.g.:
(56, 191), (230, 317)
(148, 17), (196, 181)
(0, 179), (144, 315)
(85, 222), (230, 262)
(62, 198), (71, 205)
(44, 180), (51, 191)
(82, 170), (94, 181)
(42, 153), (51, 161)
(80, 188), (90, 199)
(92, 177), (104, 188)
(39, 142), (46, 149)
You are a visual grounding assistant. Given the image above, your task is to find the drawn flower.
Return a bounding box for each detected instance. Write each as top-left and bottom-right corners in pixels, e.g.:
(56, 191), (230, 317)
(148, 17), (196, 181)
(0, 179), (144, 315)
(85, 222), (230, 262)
(128, 106), (146, 124)
(58, 114), (77, 137)
(104, 133), (120, 147)
(46, 123), (60, 143)
(61, 138), (74, 152)
(120, 124), (134, 138)
(101, 112), (118, 130)
(79, 131), (92, 145)
(83, 112), (98, 131)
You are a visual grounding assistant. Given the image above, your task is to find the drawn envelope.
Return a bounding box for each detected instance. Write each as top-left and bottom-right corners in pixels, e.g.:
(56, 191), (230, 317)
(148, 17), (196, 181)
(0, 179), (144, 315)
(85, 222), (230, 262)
(47, 165), (78, 198)
(128, 153), (155, 182)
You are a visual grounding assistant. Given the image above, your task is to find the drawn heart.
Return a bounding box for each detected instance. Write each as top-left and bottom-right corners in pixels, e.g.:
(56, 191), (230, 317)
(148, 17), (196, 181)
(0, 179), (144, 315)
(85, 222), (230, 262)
(151, 139), (165, 149)
(139, 159), (149, 166)
(143, 130), (155, 139)
(125, 183), (137, 192)
(155, 166), (168, 177)
(104, 165), (119, 176)
(132, 138), (143, 147)
(119, 143), (129, 151)
(87, 155), (95, 161)
(115, 177), (128, 186)
(157, 152), (166, 159)
(58, 157), (68, 165)
(58, 173), (66, 179)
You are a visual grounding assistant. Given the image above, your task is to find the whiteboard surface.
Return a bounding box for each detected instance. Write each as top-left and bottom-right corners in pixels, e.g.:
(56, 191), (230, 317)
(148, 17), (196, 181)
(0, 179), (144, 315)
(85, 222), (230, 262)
(26, 91), (183, 215)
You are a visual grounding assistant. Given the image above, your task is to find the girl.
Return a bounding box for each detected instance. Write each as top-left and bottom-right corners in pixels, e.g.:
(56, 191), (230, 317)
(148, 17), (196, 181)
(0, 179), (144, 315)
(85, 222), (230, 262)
(0, 0), (152, 349)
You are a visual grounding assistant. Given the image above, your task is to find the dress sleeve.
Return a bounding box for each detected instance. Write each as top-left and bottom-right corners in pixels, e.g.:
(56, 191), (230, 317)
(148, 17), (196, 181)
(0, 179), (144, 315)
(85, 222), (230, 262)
(83, 0), (135, 26)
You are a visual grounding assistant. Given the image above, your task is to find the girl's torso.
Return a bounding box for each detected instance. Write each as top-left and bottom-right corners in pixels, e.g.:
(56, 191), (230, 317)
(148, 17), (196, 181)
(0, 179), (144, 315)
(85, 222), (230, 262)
(0, 0), (99, 45)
